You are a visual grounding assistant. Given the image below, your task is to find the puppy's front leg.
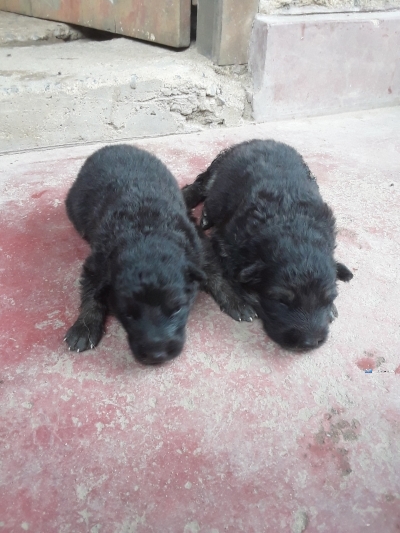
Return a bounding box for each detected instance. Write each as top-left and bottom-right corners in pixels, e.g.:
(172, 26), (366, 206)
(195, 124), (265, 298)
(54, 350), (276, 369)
(201, 236), (257, 323)
(329, 303), (338, 323)
(65, 255), (108, 352)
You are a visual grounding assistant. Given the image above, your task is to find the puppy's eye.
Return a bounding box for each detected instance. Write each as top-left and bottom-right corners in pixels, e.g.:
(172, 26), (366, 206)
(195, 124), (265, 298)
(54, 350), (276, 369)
(278, 299), (289, 307)
(171, 307), (182, 316)
(124, 309), (140, 320)
(267, 289), (295, 306)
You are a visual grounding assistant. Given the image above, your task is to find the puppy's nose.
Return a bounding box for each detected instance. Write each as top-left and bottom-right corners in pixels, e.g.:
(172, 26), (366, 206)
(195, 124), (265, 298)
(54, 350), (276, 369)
(151, 351), (169, 362)
(302, 339), (319, 349)
(143, 351), (169, 365)
(302, 335), (325, 350)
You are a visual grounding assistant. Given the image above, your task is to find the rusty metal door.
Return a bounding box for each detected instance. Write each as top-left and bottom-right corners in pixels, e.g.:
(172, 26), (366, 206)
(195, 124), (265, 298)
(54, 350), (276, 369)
(0, 0), (191, 48)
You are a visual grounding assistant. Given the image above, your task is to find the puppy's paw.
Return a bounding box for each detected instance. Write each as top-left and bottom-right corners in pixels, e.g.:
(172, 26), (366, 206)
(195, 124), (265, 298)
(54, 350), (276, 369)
(200, 209), (212, 231)
(64, 318), (103, 352)
(220, 297), (257, 323)
(329, 304), (338, 323)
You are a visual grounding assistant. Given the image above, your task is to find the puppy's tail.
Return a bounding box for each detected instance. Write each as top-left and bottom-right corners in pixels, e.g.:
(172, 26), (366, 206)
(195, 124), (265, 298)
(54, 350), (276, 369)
(182, 169), (212, 209)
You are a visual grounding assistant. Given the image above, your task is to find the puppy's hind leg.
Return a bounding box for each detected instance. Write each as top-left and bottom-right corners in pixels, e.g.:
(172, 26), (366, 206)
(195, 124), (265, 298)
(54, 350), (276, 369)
(201, 235), (257, 322)
(65, 255), (108, 352)
(182, 169), (212, 209)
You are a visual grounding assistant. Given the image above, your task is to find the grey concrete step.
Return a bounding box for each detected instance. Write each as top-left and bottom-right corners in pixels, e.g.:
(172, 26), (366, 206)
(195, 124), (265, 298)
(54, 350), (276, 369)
(249, 11), (400, 121)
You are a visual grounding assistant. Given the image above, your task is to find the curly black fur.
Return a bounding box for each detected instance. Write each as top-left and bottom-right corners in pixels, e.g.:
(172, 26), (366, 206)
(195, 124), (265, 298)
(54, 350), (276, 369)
(183, 139), (353, 351)
(65, 144), (204, 365)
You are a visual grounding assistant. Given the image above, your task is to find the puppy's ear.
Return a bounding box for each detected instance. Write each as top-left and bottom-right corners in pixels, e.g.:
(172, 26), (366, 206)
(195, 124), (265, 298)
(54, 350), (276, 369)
(336, 262), (353, 282)
(238, 261), (264, 284)
(187, 263), (206, 283)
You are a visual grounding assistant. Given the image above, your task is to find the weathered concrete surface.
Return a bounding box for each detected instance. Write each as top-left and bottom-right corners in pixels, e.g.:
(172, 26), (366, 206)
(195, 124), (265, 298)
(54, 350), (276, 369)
(0, 107), (399, 532)
(249, 11), (400, 122)
(0, 10), (86, 46)
(0, 36), (251, 153)
(260, 0), (400, 15)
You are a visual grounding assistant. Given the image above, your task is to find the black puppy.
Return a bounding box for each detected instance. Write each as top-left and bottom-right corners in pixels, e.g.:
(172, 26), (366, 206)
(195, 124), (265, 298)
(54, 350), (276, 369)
(65, 144), (204, 365)
(183, 139), (353, 351)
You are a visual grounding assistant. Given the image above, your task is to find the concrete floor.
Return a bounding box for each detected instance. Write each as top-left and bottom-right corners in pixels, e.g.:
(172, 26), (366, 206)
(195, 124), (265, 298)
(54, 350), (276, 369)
(0, 107), (399, 532)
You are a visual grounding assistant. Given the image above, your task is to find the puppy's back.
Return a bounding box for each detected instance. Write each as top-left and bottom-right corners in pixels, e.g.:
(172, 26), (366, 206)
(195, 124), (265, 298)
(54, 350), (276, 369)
(203, 139), (320, 227)
(66, 144), (182, 241)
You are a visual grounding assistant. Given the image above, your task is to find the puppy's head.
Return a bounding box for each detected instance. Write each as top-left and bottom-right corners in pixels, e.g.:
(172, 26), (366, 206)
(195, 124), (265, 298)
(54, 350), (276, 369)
(239, 256), (353, 352)
(110, 247), (204, 365)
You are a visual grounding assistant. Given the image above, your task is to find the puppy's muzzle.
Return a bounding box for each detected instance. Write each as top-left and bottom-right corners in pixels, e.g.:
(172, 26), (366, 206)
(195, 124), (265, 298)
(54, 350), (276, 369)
(131, 338), (184, 365)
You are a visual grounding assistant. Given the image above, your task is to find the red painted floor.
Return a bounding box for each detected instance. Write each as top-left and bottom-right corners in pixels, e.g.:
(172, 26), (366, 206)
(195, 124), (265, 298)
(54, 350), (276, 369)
(0, 108), (399, 533)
